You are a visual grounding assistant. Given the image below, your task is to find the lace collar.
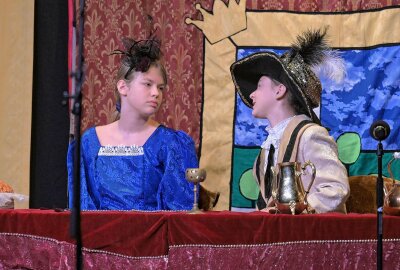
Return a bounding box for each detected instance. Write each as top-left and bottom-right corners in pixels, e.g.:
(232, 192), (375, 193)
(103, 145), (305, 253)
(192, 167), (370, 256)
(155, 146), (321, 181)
(98, 145), (144, 156)
(261, 116), (295, 150)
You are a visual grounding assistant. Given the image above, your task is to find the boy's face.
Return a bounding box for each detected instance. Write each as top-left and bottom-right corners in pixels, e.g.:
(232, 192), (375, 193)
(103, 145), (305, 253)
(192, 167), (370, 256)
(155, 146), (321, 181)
(249, 76), (280, 119)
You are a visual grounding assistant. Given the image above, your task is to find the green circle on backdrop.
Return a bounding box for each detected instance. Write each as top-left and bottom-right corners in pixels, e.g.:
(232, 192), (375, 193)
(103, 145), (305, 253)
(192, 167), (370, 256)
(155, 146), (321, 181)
(239, 169), (259, 200)
(337, 132), (361, 164)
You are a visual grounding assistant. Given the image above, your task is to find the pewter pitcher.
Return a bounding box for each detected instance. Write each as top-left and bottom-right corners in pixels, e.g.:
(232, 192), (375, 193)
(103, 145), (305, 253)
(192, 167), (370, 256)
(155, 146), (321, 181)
(271, 161), (316, 215)
(383, 154), (400, 215)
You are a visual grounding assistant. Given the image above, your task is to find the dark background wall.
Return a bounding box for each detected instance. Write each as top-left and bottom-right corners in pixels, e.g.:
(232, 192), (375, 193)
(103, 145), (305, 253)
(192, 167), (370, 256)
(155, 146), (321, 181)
(30, 0), (70, 208)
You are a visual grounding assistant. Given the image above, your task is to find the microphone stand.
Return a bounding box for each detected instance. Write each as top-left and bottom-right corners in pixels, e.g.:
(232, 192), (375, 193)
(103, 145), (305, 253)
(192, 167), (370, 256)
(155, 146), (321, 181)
(64, 0), (85, 269)
(376, 140), (384, 270)
(370, 120), (390, 270)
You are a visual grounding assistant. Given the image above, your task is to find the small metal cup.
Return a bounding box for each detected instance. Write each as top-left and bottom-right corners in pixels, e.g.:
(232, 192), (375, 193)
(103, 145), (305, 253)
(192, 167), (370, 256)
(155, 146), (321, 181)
(185, 168), (207, 214)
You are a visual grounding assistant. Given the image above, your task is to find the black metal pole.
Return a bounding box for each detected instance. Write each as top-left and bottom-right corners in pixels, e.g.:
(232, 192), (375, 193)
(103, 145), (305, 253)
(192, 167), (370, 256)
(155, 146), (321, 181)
(68, 0), (85, 269)
(71, 100), (83, 270)
(376, 141), (383, 270)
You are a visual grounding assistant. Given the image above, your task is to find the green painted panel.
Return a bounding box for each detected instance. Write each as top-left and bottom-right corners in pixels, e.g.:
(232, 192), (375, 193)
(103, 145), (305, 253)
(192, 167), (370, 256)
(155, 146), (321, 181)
(349, 152), (400, 180)
(231, 147), (260, 208)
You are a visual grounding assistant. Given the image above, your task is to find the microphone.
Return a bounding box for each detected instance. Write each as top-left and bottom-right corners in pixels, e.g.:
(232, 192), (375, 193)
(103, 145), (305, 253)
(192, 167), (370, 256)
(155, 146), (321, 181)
(369, 120), (391, 269)
(370, 120), (391, 141)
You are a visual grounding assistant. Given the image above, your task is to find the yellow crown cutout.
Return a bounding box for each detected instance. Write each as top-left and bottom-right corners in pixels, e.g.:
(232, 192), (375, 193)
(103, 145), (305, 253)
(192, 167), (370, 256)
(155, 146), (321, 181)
(185, 0), (247, 44)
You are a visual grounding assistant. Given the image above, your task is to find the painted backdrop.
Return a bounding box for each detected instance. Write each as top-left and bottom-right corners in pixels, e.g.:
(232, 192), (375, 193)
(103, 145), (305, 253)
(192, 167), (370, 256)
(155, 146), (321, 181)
(78, 0), (400, 210)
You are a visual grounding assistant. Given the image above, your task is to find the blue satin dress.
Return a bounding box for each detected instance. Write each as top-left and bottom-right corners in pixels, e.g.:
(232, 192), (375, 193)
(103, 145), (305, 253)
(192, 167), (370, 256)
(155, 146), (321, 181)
(67, 125), (198, 210)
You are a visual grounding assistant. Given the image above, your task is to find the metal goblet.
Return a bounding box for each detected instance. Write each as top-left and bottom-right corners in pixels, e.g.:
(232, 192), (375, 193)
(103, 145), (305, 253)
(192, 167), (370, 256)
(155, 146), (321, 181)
(185, 168), (206, 214)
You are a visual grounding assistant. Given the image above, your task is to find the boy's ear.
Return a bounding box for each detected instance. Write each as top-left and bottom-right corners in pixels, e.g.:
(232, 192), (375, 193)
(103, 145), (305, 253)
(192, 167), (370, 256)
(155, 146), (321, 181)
(117, 80), (128, 96)
(275, 84), (288, 100)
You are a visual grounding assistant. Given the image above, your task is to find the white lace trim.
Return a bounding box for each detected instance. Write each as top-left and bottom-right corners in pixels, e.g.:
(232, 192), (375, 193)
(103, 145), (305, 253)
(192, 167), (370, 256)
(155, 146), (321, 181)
(261, 115), (296, 173)
(261, 116), (296, 149)
(98, 145), (144, 156)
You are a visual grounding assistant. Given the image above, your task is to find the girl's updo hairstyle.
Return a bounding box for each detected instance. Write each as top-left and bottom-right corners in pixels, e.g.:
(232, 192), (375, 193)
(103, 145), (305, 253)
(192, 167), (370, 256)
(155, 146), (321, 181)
(111, 32), (167, 114)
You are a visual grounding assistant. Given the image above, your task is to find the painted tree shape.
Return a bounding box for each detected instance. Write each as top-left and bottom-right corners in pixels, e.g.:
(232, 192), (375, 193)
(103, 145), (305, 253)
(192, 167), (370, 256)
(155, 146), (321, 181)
(337, 132), (361, 175)
(239, 169), (259, 207)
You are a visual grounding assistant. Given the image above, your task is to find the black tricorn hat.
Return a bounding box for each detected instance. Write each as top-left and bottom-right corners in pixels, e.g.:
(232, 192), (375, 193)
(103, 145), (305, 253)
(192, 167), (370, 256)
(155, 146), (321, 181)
(230, 28), (346, 124)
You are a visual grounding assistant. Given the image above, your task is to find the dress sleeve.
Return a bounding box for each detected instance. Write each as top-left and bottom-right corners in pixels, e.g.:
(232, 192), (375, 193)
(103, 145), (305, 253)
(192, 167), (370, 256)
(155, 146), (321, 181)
(67, 134), (97, 210)
(299, 125), (350, 213)
(157, 131), (199, 210)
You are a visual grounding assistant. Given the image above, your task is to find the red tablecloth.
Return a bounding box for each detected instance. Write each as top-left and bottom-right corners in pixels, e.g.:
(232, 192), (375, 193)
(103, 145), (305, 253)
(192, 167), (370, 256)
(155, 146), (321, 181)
(168, 211), (400, 245)
(0, 210), (399, 269)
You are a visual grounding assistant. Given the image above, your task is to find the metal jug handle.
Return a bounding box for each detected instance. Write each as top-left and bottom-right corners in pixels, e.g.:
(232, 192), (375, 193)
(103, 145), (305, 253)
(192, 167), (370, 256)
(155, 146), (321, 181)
(301, 161), (316, 200)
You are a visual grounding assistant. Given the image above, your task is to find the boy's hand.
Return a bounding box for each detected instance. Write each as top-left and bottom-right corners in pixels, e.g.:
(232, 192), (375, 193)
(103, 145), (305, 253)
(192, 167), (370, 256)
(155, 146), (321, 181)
(260, 206), (278, 214)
